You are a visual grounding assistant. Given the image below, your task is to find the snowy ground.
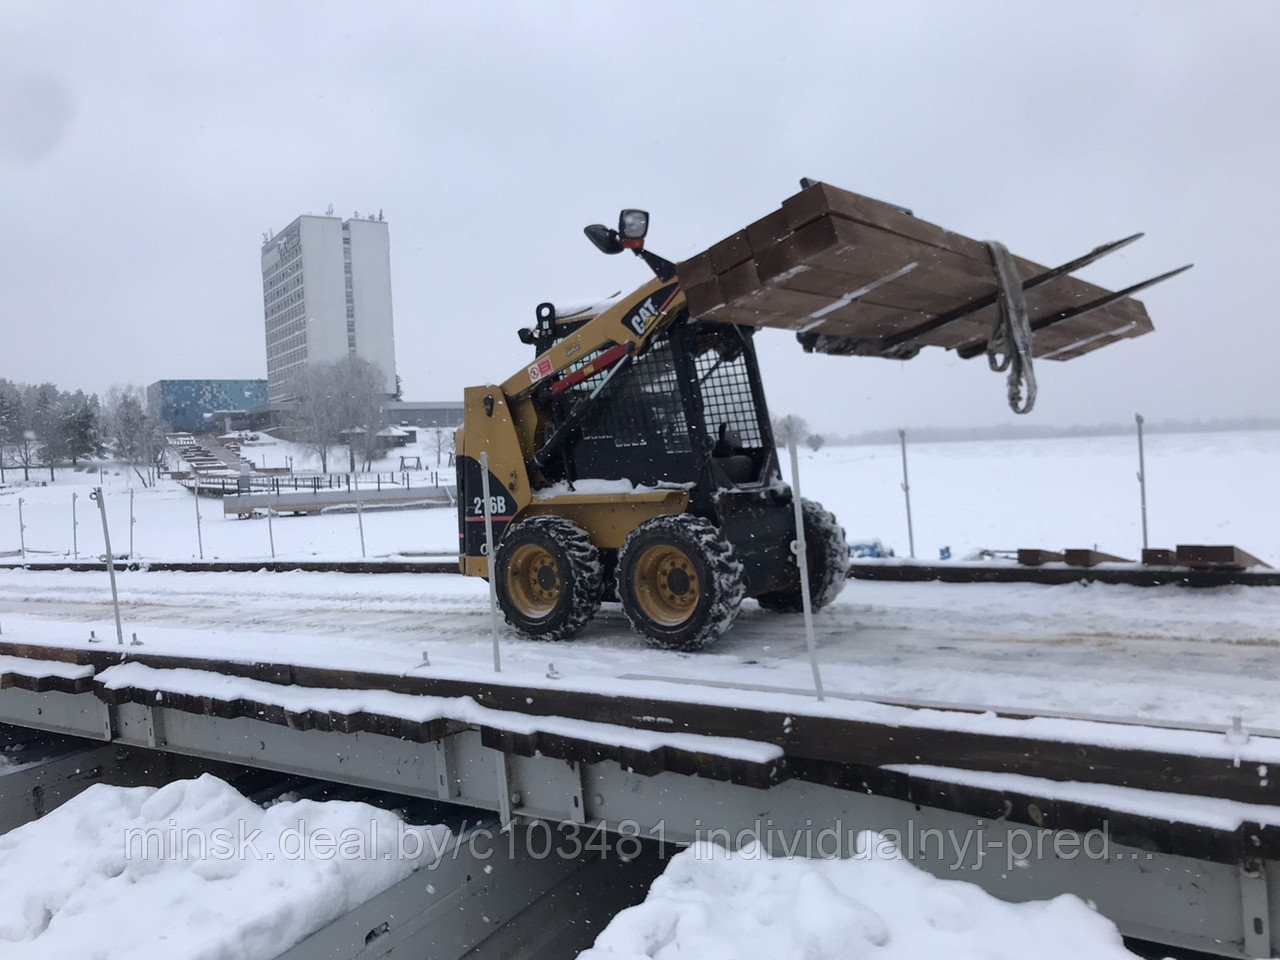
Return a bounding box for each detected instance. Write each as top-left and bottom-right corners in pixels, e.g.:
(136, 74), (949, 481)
(0, 429), (1271, 960)
(0, 566), (1275, 733)
(0, 774), (447, 960)
(1, 428), (1276, 564)
(578, 838), (1138, 960)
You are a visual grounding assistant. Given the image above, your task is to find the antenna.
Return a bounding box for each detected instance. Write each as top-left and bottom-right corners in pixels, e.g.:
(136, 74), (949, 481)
(325, 203), (334, 217)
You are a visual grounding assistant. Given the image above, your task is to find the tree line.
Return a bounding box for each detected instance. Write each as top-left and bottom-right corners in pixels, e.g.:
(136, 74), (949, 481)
(2, 357), (447, 486)
(0, 380), (164, 484)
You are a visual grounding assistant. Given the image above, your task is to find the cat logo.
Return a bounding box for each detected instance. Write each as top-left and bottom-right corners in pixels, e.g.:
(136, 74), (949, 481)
(627, 299), (659, 336)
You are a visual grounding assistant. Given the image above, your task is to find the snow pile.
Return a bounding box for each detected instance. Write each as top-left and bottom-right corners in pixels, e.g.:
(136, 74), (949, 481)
(0, 774), (448, 960)
(578, 837), (1138, 960)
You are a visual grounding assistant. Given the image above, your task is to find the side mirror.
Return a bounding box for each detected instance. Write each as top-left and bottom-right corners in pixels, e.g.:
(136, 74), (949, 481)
(584, 223), (623, 255)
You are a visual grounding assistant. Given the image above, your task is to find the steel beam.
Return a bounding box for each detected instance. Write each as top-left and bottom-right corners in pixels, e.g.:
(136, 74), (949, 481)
(2, 682), (1278, 955)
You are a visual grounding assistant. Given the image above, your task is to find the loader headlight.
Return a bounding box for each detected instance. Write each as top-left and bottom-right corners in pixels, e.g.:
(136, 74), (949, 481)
(618, 209), (649, 240)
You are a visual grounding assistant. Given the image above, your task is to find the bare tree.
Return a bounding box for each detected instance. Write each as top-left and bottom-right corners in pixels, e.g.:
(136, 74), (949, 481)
(805, 433), (825, 452)
(101, 385), (164, 485)
(431, 425), (455, 467)
(290, 368), (340, 473)
(772, 414), (809, 448)
(289, 357), (387, 474)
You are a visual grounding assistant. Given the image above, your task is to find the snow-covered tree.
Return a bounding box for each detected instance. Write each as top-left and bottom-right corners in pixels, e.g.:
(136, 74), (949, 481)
(290, 357), (388, 473)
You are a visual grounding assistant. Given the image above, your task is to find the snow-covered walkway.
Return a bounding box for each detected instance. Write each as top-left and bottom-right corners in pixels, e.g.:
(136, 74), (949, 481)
(0, 567), (1272, 731)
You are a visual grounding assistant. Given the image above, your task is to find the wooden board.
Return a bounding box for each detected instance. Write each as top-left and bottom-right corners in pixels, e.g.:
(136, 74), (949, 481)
(675, 181), (1156, 363)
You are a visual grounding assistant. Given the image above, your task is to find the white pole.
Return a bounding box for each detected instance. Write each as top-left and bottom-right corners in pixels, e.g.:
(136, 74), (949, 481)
(193, 482), (204, 560)
(90, 487), (124, 646)
(480, 451), (502, 673)
(787, 435), (824, 701)
(129, 487), (135, 558)
(899, 429), (915, 559)
(267, 507), (276, 560)
(17, 498), (26, 562)
(1135, 413), (1149, 552)
(356, 496), (366, 558)
(72, 492), (78, 559)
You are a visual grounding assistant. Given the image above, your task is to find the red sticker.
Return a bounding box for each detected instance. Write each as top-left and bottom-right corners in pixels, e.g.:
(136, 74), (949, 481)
(528, 357), (553, 382)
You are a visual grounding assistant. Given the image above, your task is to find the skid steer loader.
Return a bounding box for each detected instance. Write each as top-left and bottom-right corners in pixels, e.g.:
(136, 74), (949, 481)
(455, 181), (1187, 650)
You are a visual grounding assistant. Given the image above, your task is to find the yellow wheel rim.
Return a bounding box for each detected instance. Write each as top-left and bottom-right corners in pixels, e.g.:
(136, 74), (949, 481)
(505, 543), (561, 619)
(633, 544), (700, 627)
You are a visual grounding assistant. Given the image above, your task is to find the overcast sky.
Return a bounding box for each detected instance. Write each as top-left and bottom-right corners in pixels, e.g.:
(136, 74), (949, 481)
(2, 1), (1277, 433)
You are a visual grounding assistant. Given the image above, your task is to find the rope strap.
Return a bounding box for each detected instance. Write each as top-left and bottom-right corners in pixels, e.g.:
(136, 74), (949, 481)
(984, 240), (1037, 415)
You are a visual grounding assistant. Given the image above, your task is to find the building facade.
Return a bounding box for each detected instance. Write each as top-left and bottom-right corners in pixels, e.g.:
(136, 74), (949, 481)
(146, 380), (268, 433)
(261, 214), (398, 401)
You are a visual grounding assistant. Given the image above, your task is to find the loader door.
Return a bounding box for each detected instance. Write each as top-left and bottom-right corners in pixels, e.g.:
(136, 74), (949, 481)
(558, 334), (699, 487)
(687, 324), (778, 489)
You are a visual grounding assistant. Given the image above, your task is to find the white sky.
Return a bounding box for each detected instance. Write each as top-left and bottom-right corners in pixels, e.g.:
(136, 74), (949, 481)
(2, 1), (1277, 432)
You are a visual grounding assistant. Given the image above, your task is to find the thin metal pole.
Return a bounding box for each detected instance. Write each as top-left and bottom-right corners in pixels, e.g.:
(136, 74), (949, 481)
(899, 429), (916, 559)
(787, 435), (824, 701)
(193, 482), (204, 560)
(267, 507), (276, 559)
(72, 492), (78, 559)
(356, 496), (366, 558)
(128, 487), (135, 558)
(90, 487), (124, 646)
(17, 498), (26, 562)
(1136, 413), (1149, 551)
(480, 451), (502, 673)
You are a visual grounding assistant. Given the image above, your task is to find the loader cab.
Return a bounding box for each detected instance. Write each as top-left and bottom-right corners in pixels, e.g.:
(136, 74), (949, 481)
(533, 305), (781, 502)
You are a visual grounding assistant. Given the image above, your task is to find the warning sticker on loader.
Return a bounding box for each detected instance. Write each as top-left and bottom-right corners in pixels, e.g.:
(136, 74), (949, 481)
(528, 357), (553, 383)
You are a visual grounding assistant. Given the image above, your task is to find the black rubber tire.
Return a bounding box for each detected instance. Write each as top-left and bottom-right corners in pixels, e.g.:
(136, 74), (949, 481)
(616, 514), (745, 651)
(494, 515), (603, 641)
(756, 498), (850, 613)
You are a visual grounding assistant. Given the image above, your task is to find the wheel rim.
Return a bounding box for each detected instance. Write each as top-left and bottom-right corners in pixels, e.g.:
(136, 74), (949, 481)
(505, 543), (561, 619)
(633, 544), (701, 627)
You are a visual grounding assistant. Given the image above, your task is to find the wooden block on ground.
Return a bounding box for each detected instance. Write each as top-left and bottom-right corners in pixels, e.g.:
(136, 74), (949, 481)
(1141, 548), (1178, 566)
(1018, 549), (1065, 566)
(1175, 544), (1272, 570)
(1063, 548), (1133, 567)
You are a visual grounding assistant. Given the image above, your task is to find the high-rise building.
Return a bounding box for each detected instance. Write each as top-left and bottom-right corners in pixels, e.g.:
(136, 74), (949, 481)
(261, 214), (398, 401)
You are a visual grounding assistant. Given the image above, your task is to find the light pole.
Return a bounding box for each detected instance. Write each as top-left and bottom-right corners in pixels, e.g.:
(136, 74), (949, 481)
(1136, 413), (1149, 551)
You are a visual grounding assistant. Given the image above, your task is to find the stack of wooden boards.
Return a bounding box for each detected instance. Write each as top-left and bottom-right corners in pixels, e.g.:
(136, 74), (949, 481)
(675, 182), (1155, 362)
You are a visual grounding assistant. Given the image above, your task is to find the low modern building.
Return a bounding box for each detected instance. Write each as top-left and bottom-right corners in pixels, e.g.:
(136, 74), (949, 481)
(231, 399), (463, 434)
(381, 401), (464, 430)
(146, 379), (268, 433)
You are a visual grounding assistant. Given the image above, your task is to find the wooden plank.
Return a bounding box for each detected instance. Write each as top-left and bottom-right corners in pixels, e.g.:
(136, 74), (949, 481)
(745, 208), (790, 253)
(1142, 548), (1178, 566)
(754, 216), (999, 318)
(780, 182), (991, 263)
(1062, 548), (1134, 567)
(674, 251), (715, 287)
(1176, 545), (1272, 570)
(1017, 549), (1064, 567)
(683, 277), (726, 318)
(717, 258), (763, 305)
(708, 229), (753, 274)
